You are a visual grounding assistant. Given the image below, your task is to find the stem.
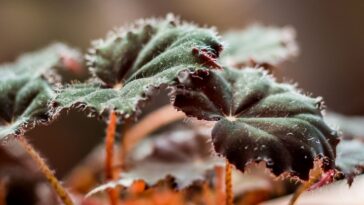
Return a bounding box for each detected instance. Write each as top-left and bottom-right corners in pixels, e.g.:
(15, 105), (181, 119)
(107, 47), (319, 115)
(105, 111), (118, 205)
(16, 135), (73, 205)
(118, 120), (130, 173)
(202, 183), (213, 205)
(215, 166), (225, 205)
(288, 168), (322, 205)
(120, 105), (185, 162)
(225, 160), (233, 205)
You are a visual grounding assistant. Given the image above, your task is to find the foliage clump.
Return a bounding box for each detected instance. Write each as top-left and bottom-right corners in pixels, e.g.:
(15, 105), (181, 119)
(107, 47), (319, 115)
(1, 14), (362, 205)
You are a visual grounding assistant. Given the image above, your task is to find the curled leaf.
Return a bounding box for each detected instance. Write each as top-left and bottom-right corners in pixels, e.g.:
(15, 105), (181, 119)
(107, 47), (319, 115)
(323, 112), (364, 185)
(172, 67), (339, 180)
(0, 44), (80, 140)
(0, 79), (54, 140)
(87, 128), (224, 196)
(221, 25), (298, 68)
(52, 15), (223, 119)
(336, 139), (364, 185)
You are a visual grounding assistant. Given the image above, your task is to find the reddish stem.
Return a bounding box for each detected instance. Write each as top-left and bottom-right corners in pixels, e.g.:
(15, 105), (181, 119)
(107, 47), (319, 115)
(105, 111), (118, 205)
(225, 161), (233, 205)
(17, 135), (74, 205)
(289, 166), (322, 205)
(202, 183), (214, 205)
(215, 166), (226, 205)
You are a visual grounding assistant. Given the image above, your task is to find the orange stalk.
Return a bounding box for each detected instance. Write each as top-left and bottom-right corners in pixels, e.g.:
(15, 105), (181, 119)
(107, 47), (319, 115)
(202, 183), (214, 205)
(105, 111), (118, 205)
(288, 166), (322, 205)
(215, 166), (226, 205)
(17, 135), (74, 205)
(225, 161), (233, 205)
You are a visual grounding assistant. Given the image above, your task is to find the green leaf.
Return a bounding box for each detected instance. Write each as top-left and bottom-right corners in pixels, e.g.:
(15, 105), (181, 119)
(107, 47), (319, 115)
(87, 127), (223, 196)
(172, 67), (339, 180)
(52, 15), (223, 118)
(316, 112), (364, 186)
(324, 112), (364, 185)
(336, 139), (364, 185)
(220, 25), (298, 67)
(335, 139), (364, 185)
(0, 43), (81, 140)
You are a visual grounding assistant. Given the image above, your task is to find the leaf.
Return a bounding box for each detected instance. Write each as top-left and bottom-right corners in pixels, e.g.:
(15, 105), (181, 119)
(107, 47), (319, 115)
(335, 139), (364, 185)
(315, 112), (364, 185)
(87, 127), (224, 196)
(0, 43), (81, 140)
(324, 112), (364, 138)
(172, 67), (339, 180)
(52, 15), (223, 118)
(0, 43), (82, 81)
(220, 25), (298, 67)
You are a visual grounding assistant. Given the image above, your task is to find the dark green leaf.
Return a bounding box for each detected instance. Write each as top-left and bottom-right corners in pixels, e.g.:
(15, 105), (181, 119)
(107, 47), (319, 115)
(172, 67), (339, 180)
(221, 25), (298, 67)
(0, 43), (80, 140)
(52, 15), (223, 118)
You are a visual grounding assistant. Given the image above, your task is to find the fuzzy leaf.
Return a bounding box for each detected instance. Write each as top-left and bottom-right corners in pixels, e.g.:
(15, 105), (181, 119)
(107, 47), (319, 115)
(87, 128), (223, 196)
(336, 139), (364, 185)
(221, 25), (298, 67)
(52, 15), (223, 118)
(172, 67), (339, 180)
(322, 112), (364, 185)
(0, 43), (80, 140)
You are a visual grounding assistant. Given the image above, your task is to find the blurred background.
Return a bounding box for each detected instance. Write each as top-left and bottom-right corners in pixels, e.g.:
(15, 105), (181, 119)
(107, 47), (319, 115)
(1, 0), (363, 178)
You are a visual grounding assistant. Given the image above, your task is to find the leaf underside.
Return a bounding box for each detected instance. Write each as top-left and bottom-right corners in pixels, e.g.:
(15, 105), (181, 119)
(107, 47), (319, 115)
(0, 43), (80, 140)
(52, 15), (223, 119)
(172, 67), (339, 180)
(220, 25), (298, 68)
(87, 127), (223, 196)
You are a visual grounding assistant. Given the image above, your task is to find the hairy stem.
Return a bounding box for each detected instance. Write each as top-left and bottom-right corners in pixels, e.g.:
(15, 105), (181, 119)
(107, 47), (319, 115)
(215, 166), (225, 205)
(105, 111), (118, 205)
(225, 161), (233, 205)
(120, 105), (185, 162)
(17, 135), (74, 205)
(289, 168), (322, 205)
